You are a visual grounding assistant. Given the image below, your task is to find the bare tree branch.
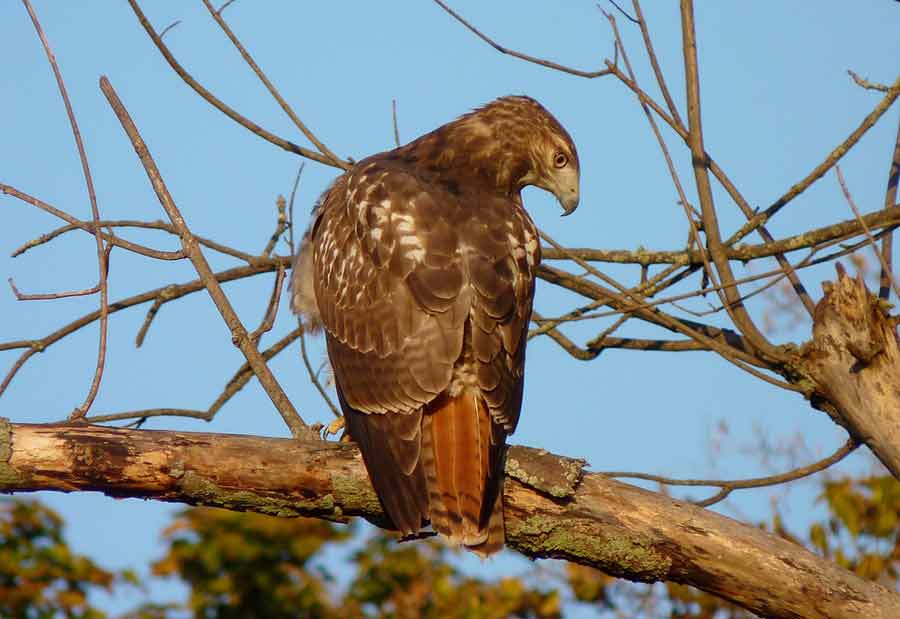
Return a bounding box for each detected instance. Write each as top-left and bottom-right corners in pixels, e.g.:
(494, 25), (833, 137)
(22, 0), (110, 420)
(836, 166), (900, 299)
(126, 0), (350, 170)
(680, 0), (779, 363)
(87, 327), (303, 426)
(731, 76), (900, 243)
(880, 117), (900, 299)
(541, 204), (900, 265)
(432, 0), (612, 78)
(199, 0), (344, 167)
(604, 437), (858, 507)
(100, 76), (309, 438)
(1, 186), (186, 260)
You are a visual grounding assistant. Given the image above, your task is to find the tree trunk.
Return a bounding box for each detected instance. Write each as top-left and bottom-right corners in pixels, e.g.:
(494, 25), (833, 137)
(1, 418), (897, 619)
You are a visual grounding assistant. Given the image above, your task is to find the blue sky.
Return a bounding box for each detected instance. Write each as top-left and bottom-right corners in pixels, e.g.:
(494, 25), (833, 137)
(2, 1), (899, 614)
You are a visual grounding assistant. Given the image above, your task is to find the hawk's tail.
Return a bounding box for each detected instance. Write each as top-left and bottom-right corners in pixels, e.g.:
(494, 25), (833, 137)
(422, 389), (507, 556)
(342, 405), (430, 537)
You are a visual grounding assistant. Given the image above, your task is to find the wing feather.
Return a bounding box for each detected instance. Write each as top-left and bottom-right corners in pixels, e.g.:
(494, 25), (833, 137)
(300, 154), (540, 545)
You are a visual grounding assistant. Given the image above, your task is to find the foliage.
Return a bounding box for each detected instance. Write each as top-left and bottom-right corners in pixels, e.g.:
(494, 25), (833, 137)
(814, 474), (900, 583)
(147, 507), (344, 619)
(0, 499), (120, 619)
(345, 535), (560, 619)
(130, 506), (561, 619)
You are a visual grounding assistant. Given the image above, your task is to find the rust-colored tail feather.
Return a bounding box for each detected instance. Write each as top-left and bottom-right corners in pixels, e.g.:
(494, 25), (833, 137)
(423, 389), (505, 553)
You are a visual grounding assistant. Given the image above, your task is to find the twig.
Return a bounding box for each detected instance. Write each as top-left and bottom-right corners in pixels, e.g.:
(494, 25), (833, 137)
(217, 0), (237, 16)
(538, 232), (767, 370)
(880, 117), (900, 299)
(87, 327), (303, 426)
(249, 265), (285, 344)
(432, 0), (612, 79)
(630, 0), (683, 129)
(391, 99), (401, 147)
(528, 298), (607, 340)
(22, 0), (111, 421)
(99, 75), (309, 438)
(200, 0), (344, 167)
(284, 166), (339, 420)
(835, 165), (900, 299)
(286, 163), (305, 255)
(8, 277), (100, 300)
(0, 258), (290, 395)
(601, 38), (885, 314)
(537, 263), (803, 392)
(589, 336), (708, 353)
(731, 76), (900, 242)
(606, 0), (638, 24)
(126, 0), (349, 170)
(604, 437), (858, 508)
(530, 311), (596, 361)
(532, 252), (823, 334)
(133, 299), (164, 348)
(847, 69), (890, 93)
(1, 186), (185, 261)
(158, 20), (181, 39)
(0, 260), (284, 397)
(603, 10), (727, 317)
(262, 196), (289, 257)
(299, 325), (341, 419)
(9, 216), (245, 262)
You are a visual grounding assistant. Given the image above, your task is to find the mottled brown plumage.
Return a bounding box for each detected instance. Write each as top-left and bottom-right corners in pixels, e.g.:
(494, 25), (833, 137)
(291, 96), (579, 555)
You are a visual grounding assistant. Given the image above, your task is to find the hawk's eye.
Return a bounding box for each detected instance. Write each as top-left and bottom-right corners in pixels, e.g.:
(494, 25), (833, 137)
(553, 151), (568, 168)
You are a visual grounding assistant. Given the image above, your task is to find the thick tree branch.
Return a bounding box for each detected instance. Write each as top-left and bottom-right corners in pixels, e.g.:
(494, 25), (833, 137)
(0, 419), (897, 619)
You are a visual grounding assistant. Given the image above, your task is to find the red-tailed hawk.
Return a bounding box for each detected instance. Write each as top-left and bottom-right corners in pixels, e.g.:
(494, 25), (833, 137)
(292, 96), (579, 555)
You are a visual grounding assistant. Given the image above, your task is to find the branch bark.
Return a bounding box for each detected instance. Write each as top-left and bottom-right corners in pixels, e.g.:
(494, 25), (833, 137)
(1, 419), (896, 619)
(801, 267), (900, 478)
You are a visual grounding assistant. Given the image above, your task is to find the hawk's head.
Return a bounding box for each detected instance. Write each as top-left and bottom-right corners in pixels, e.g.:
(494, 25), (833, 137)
(400, 96), (580, 215)
(458, 95), (581, 215)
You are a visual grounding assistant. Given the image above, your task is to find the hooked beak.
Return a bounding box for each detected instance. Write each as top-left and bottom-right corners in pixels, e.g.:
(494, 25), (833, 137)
(555, 174), (580, 216)
(559, 192), (579, 216)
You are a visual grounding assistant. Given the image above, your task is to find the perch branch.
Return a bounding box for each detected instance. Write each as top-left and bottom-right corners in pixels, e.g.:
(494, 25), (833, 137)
(1, 420), (897, 619)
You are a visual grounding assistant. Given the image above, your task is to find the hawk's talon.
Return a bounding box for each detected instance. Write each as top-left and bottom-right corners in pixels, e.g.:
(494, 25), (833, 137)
(323, 416), (345, 439)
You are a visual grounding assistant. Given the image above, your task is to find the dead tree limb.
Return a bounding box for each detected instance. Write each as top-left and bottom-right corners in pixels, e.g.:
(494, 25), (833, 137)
(801, 267), (900, 478)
